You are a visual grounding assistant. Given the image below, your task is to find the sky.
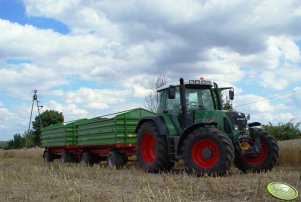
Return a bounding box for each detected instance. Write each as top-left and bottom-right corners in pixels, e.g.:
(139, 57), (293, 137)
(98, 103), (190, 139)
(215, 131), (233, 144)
(0, 0), (301, 140)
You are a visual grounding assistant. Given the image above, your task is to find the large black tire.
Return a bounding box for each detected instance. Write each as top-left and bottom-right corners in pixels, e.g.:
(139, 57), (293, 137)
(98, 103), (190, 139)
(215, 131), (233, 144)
(121, 153), (128, 165)
(234, 128), (279, 173)
(60, 150), (73, 163)
(136, 122), (174, 173)
(107, 150), (127, 168)
(183, 127), (234, 176)
(80, 152), (94, 166)
(44, 150), (54, 163)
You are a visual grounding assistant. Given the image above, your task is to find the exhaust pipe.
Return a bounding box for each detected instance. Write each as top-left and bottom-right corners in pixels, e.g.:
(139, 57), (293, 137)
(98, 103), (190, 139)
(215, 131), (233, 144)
(179, 78), (187, 128)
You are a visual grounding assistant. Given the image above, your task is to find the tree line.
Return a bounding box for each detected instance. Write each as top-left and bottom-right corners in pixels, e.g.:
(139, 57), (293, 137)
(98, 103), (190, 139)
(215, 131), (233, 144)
(4, 110), (64, 149)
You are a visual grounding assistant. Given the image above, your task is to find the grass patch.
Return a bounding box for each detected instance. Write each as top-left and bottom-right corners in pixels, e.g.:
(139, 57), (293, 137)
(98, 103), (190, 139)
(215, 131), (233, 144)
(0, 140), (300, 201)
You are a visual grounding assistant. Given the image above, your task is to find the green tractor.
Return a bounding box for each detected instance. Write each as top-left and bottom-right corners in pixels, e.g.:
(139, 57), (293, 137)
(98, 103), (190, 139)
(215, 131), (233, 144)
(135, 78), (279, 176)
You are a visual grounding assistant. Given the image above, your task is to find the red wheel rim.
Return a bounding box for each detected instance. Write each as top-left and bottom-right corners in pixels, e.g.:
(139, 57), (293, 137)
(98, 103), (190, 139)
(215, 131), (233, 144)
(141, 132), (156, 164)
(245, 138), (267, 165)
(192, 139), (220, 169)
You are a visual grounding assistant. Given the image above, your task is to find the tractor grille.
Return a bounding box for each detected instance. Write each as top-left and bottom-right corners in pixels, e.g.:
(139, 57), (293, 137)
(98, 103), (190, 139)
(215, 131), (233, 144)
(226, 112), (247, 131)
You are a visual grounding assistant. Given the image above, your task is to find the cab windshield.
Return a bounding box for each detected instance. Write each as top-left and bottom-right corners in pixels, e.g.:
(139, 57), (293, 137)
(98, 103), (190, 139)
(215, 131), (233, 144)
(159, 86), (216, 113)
(186, 88), (215, 111)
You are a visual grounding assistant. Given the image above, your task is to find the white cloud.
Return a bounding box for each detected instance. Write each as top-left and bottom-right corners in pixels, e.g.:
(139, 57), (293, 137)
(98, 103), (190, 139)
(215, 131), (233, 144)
(235, 94), (274, 113)
(278, 112), (295, 122)
(1, 0), (301, 139)
(0, 63), (68, 98)
(44, 100), (89, 121)
(0, 108), (17, 129)
(0, 107), (26, 140)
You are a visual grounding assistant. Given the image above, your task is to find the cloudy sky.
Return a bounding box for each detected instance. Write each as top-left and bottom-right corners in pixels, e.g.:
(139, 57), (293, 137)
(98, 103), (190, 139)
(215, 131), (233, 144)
(0, 0), (301, 140)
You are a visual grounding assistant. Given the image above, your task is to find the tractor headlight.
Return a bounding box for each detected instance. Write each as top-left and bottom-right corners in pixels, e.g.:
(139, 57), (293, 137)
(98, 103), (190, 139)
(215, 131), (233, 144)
(233, 125), (239, 130)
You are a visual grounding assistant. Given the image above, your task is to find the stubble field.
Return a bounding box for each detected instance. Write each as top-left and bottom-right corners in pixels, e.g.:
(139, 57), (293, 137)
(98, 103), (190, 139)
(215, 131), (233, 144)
(0, 139), (300, 202)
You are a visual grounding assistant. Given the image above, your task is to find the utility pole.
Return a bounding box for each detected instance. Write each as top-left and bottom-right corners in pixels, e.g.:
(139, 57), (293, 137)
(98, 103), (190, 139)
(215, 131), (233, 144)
(26, 90), (43, 149)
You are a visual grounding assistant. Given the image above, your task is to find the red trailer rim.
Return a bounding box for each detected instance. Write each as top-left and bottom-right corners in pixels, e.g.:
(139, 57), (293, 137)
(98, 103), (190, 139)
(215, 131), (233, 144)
(192, 139), (220, 169)
(245, 139), (267, 165)
(141, 132), (156, 164)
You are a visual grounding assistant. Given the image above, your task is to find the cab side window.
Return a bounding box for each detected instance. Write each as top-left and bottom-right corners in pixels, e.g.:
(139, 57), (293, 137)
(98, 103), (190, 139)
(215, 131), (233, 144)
(157, 90), (166, 113)
(166, 87), (180, 113)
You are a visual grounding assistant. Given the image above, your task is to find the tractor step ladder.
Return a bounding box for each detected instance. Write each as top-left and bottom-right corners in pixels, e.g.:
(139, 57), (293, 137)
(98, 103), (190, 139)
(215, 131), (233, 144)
(168, 137), (176, 160)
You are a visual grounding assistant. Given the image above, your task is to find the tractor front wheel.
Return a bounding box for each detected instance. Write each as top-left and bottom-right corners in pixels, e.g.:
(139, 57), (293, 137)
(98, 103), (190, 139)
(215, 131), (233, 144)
(234, 128), (279, 173)
(183, 127), (234, 176)
(136, 122), (173, 173)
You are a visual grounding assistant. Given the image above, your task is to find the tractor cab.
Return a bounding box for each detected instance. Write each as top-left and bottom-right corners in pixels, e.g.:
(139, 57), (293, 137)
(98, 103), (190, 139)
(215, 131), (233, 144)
(156, 78), (234, 130)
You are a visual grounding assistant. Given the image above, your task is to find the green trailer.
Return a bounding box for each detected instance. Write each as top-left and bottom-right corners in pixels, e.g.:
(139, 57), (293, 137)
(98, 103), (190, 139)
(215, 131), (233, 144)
(41, 119), (87, 147)
(42, 108), (154, 166)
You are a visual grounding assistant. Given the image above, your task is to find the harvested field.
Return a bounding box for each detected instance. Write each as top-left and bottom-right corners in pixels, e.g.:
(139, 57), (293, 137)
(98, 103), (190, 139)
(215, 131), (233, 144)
(0, 139), (300, 202)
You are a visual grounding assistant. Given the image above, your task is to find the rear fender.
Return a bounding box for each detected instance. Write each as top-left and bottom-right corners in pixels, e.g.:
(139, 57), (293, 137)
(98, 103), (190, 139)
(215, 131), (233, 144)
(135, 116), (169, 136)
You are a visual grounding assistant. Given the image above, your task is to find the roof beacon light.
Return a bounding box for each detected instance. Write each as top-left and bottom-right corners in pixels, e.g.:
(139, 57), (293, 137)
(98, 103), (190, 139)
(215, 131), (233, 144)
(200, 77), (205, 80)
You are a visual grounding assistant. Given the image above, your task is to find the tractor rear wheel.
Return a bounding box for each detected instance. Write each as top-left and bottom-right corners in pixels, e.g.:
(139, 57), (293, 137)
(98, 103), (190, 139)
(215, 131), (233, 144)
(44, 150), (54, 163)
(136, 122), (173, 173)
(107, 150), (127, 168)
(234, 128), (279, 173)
(183, 127), (234, 176)
(81, 152), (94, 166)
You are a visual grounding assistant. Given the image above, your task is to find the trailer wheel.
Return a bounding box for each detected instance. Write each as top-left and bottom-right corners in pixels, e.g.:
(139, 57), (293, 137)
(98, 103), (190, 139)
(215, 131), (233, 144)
(234, 128), (279, 173)
(44, 150), (54, 163)
(107, 150), (127, 168)
(60, 150), (73, 163)
(136, 121), (173, 173)
(122, 153), (128, 164)
(81, 152), (94, 166)
(183, 127), (234, 176)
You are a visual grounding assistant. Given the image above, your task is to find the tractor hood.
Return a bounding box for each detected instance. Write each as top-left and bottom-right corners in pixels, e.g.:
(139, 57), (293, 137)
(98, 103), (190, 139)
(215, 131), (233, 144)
(225, 111), (248, 131)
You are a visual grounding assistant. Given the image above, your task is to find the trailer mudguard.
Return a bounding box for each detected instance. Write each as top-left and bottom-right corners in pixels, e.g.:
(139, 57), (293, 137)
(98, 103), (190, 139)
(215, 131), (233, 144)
(135, 115), (169, 136)
(176, 121), (218, 155)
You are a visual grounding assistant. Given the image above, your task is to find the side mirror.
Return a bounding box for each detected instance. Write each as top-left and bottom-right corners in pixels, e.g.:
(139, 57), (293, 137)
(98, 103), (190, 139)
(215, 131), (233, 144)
(168, 85), (176, 99)
(246, 114), (250, 120)
(229, 89), (234, 100)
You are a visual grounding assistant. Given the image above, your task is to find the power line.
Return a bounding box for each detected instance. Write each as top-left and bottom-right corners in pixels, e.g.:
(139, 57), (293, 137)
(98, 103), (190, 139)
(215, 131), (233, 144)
(236, 88), (301, 108)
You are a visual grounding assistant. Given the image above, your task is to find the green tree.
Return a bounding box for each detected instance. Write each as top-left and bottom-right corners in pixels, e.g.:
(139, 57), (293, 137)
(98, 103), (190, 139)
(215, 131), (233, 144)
(145, 73), (167, 112)
(7, 133), (25, 149)
(221, 94), (233, 110)
(7, 131), (35, 149)
(262, 121), (301, 141)
(32, 110), (64, 146)
(24, 130), (35, 148)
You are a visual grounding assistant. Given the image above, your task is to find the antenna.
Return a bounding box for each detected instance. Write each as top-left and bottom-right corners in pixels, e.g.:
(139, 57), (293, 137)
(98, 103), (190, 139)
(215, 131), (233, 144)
(25, 90), (43, 149)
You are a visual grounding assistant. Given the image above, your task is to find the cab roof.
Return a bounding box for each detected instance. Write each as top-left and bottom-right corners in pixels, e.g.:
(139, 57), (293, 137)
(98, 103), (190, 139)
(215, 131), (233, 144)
(157, 79), (213, 92)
